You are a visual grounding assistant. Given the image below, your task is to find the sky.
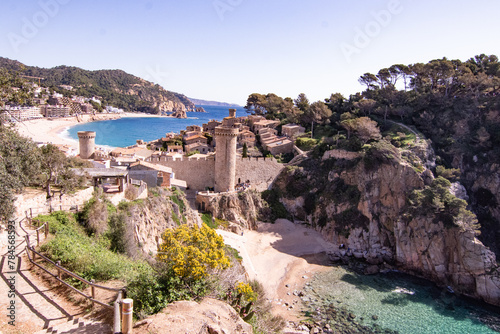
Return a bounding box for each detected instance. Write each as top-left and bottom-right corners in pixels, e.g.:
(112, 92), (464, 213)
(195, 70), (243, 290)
(1, 0), (499, 106)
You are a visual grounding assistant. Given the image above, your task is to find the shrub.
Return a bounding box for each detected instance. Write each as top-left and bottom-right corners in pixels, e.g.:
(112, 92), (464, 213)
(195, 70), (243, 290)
(157, 224), (231, 281)
(295, 137), (317, 151)
(364, 140), (401, 170)
(76, 196), (114, 236)
(406, 176), (479, 229)
(436, 165), (461, 182)
(40, 212), (149, 284)
(261, 189), (288, 221)
(125, 186), (138, 200)
(126, 267), (209, 319)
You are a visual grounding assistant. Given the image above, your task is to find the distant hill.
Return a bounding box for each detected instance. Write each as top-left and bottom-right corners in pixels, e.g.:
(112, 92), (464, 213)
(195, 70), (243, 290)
(189, 97), (240, 107)
(0, 57), (196, 113)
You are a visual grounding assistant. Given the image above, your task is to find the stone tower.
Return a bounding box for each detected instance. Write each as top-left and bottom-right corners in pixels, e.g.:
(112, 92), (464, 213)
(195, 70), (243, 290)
(215, 109), (239, 192)
(78, 131), (96, 159)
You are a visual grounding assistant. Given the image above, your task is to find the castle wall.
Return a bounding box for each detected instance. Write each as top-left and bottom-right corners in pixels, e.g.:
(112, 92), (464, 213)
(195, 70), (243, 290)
(235, 157), (285, 191)
(149, 156), (215, 190)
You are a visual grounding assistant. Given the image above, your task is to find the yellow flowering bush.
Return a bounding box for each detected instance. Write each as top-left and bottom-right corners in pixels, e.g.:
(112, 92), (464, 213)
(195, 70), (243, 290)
(157, 223), (231, 281)
(236, 282), (256, 302)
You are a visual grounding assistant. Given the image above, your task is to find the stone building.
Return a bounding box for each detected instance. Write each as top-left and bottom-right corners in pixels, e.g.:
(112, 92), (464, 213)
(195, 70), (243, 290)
(282, 124), (305, 138)
(214, 109), (239, 192)
(148, 109), (285, 192)
(78, 131), (96, 159)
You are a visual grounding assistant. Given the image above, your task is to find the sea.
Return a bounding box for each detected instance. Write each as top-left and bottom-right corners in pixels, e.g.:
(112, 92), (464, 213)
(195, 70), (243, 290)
(305, 266), (500, 333)
(64, 105), (247, 148)
(63, 104), (500, 333)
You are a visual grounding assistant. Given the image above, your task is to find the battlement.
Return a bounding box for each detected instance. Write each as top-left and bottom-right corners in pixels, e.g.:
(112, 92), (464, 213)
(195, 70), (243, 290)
(215, 126), (239, 136)
(239, 156), (278, 163)
(77, 131), (96, 139)
(148, 155), (215, 163)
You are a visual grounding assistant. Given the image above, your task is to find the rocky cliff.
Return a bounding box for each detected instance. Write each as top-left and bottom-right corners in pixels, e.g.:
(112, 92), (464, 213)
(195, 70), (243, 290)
(198, 190), (268, 231)
(273, 145), (500, 306)
(126, 191), (202, 256)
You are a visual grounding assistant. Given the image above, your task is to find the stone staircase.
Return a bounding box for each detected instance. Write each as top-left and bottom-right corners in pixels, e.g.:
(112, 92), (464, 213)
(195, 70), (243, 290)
(0, 221), (111, 334)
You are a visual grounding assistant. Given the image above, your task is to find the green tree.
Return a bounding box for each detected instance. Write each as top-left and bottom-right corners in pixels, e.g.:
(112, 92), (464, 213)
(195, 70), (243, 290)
(0, 68), (33, 122)
(244, 93), (267, 115)
(242, 143), (248, 158)
(294, 93), (310, 112)
(358, 73), (379, 91)
(304, 101), (332, 137)
(37, 144), (87, 198)
(0, 125), (40, 221)
(353, 117), (382, 143)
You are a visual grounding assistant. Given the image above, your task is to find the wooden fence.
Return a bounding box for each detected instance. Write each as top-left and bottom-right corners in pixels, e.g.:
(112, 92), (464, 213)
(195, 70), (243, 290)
(21, 218), (130, 333)
(25, 204), (82, 219)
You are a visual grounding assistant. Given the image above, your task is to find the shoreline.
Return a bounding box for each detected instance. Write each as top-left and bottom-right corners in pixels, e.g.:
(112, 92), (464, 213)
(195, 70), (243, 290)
(218, 219), (335, 321)
(13, 112), (168, 149)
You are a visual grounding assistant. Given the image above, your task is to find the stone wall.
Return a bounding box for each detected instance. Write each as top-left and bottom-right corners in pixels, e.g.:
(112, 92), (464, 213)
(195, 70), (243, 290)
(129, 170), (159, 188)
(149, 155), (284, 192)
(235, 156), (285, 191)
(14, 186), (94, 219)
(152, 156), (216, 190)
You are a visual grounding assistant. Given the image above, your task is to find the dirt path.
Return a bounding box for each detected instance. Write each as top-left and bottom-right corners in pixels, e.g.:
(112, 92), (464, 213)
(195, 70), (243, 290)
(218, 219), (336, 321)
(0, 221), (111, 334)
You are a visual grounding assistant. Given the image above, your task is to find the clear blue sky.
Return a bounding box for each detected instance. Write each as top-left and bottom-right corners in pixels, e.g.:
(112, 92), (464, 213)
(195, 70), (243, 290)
(1, 0), (499, 105)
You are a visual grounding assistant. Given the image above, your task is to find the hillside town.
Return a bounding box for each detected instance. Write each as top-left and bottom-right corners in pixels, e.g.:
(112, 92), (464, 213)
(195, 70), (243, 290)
(70, 109), (305, 200)
(0, 80), (127, 122)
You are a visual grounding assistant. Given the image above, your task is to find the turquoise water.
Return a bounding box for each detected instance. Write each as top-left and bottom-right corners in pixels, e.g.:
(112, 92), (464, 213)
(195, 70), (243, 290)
(64, 105), (246, 147)
(305, 267), (500, 333)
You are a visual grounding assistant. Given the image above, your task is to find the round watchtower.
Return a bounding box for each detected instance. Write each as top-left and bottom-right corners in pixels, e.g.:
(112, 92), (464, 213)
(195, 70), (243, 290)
(78, 131), (96, 159)
(214, 126), (239, 192)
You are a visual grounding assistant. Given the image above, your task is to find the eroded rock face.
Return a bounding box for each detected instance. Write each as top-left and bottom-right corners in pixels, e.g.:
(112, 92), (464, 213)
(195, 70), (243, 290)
(206, 191), (266, 230)
(129, 194), (202, 256)
(275, 151), (500, 305)
(134, 298), (253, 334)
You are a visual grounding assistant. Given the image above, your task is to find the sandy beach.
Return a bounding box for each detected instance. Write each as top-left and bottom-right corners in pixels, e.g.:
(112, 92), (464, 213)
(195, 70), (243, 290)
(13, 112), (163, 149)
(218, 219), (336, 320)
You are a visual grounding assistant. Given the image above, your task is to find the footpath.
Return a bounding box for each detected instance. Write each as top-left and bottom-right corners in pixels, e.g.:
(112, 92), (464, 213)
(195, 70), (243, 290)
(0, 220), (111, 334)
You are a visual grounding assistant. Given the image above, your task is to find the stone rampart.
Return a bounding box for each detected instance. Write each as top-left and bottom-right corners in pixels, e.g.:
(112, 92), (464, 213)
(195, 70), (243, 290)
(154, 158), (216, 190)
(235, 157), (284, 191)
(149, 155), (284, 191)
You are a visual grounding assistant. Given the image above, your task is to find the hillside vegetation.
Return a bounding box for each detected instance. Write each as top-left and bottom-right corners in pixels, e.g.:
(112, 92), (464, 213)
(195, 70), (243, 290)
(0, 57), (195, 113)
(247, 53), (500, 257)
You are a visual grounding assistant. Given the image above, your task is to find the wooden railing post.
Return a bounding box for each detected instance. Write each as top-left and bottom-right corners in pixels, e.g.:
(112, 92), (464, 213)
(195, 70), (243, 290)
(114, 291), (122, 334)
(121, 298), (133, 334)
(36, 229), (40, 246)
(91, 279), (96, 300)
(57, 261), (62, 285)
(45, 222), (49, 238)
(30, 208), (33, 218)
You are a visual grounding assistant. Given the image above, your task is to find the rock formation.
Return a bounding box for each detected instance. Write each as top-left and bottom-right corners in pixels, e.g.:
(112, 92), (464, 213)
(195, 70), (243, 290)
(133, 298), (253, 334)
(126, 192), (201, 256)
(273, 146), (500, 306)
(203, 190), (266, 231)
